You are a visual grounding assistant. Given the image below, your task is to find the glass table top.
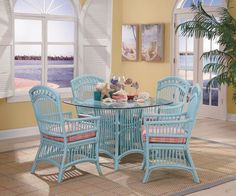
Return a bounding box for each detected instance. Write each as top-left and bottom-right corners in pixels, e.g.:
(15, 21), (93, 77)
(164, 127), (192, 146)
(64, 98), (172, 110)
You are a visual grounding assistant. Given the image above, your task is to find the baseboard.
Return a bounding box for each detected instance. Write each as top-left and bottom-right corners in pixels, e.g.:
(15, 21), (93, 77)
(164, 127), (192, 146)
(0, 126), (39, 140)
(227, 113), (236, 122)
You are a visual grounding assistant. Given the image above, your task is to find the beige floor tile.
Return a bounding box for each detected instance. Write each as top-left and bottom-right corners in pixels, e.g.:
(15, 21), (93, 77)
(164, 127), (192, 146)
(11, 184), (39, 194)
(30, 180), (57, 189)
(109, 187), (134, 195)
(80, 176), (108, 185)
(95, 181), (123, 190)
(0, 177), (27, 189)
(73, 184), (104, 194)
(89, 190), (121, 196)
(54, 190), (84, 196)
(61, 180), (89, 190)
(0, 190), (17, 196)
(44, 186), (69, 195)
(19, 190), (49, 196)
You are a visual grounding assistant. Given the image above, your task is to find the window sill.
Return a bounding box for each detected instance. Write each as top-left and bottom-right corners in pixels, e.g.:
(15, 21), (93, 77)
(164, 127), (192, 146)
(7, 89), (72, 103)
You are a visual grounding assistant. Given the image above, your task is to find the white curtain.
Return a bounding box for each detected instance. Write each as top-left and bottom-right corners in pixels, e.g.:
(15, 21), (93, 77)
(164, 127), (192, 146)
(0, 0), (13, 98)
(78, 0), (112, 82)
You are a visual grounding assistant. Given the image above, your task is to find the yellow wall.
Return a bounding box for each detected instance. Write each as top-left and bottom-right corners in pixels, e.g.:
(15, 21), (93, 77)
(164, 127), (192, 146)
(227, 0), (236, 113)
(0, 99), (76, 130)
(111, 0), (123, 75)
(1, 0), (236, 131)
(120, 0), (174, 97)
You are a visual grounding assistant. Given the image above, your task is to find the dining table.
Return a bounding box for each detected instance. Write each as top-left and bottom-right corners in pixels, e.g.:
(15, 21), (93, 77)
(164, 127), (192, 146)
(64, 97), (172, 170)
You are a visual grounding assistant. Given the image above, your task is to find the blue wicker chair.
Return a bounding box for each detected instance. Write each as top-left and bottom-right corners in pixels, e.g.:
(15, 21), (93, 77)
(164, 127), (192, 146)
(141, 83), (201, 183)
(29, 85), (102, 183)
(155, 76), (190, 114)
(71, 75), (104, 117)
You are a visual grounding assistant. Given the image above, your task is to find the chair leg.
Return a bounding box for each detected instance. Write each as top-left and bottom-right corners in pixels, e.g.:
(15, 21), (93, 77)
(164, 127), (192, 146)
(185, 150), (200, 183)
(141, 159), (146, 170)
(31, 161), (38, 174)
(31, 143), (43, 174)
(95, 141), (102, 175)
(142, 146), (150, 183)
(141, 144), (146, 170)
(58, 148), (67, 183)
(114, 159), (119, 171)
(143, 169), (151, 183)
(58, 168), (65, 183)
(96, 161), (102, 175)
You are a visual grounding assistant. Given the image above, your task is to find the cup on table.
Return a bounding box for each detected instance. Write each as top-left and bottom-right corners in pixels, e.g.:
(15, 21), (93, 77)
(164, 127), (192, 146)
(94, 91), (101, 101)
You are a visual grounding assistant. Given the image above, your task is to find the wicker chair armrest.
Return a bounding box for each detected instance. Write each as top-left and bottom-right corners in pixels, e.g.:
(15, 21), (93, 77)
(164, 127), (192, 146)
(39, 119), (61, 125)
(64, 116), (100, 135)
(41, 112), (72, 120)
(144, 118), (193, 138)
(38, 119), (65, 136)
(143, 112), (188, 121)
(144, 117), (192, 126)
(65, 116), (100, 123)
(160, 102), (184, 107)
(158, 102), (184, 109)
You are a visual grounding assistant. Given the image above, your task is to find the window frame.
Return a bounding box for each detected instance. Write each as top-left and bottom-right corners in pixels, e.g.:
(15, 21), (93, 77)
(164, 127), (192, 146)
(8, 1), (78, 103)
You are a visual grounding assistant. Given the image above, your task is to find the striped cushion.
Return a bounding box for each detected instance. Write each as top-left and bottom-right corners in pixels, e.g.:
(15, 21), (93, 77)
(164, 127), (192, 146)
(142, 126), (186, 144)
(43, 131), (96, 143)
(43, 122), (96, 143)
(77, 114), (93, 118)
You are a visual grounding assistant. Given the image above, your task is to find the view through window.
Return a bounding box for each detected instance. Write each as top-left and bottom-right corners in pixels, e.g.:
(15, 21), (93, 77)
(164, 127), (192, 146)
(14, 0), (76, 92)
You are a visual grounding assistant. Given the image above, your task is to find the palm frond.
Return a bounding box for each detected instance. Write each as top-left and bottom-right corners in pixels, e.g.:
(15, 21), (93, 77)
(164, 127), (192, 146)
(206, 72), (229, 90)
(201, 50), (233, 65)
(176, 2), (220, 39)
(203, 62), (228, 74)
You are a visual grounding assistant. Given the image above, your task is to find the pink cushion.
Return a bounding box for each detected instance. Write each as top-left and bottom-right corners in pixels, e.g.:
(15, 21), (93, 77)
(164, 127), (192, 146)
(78, 114), (93, 118)
(43, 131), (96, 143)
(43, 123), (96, 142)
(142, 126), (186, 144)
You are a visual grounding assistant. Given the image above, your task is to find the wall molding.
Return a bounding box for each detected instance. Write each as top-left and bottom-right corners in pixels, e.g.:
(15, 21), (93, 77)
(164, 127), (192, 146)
(0, 126), (39, 140)
(227, 113), (236, 122)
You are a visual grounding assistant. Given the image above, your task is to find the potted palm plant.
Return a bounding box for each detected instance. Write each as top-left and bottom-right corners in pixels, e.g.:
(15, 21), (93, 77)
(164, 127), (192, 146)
(176, 2), (236, 103)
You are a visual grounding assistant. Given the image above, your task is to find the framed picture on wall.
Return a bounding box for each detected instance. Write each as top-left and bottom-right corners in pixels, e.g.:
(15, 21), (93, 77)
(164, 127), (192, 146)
(141, 24), (164, 62)
(121, 24), (138, 61)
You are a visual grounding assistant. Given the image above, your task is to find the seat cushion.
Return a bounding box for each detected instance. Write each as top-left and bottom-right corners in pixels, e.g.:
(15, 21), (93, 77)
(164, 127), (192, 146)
(142, 126), (186, 144)
(43, 131), (96, 143)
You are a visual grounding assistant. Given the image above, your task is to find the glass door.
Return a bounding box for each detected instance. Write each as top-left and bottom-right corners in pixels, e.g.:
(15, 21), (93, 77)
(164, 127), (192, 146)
(174, 14), (227, 120)
(175, 16), (197, 86)
(198, 37), (227, 120)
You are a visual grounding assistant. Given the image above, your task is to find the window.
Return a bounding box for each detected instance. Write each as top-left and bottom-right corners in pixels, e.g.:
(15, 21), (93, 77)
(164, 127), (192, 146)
(13, 0), (77, 96)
